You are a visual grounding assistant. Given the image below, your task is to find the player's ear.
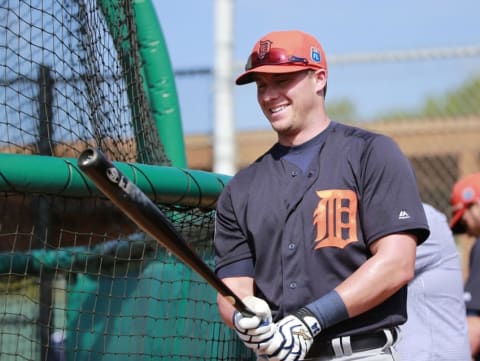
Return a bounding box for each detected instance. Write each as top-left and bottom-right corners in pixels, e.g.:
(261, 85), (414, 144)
(312, 69), (327, 96)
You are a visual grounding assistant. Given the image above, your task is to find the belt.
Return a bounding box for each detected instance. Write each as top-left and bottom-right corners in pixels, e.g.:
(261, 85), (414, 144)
(307, 328), (397, 358)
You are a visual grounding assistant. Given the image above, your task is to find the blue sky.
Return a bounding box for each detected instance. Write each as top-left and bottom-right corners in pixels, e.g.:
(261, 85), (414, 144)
(155, 1), (480, 134)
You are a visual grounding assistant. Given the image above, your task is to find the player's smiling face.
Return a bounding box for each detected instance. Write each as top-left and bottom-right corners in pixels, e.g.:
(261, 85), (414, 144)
(254, 69), (325, 145)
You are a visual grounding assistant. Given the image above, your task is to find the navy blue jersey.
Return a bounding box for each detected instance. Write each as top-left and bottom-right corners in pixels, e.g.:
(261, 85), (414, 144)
(214, 122), (429, 340)
(465, 238), (480, 313)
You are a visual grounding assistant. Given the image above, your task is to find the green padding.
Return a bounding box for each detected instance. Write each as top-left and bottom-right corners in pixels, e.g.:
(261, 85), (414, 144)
(0, 153), (231, 208)
(0, 236), (156, 274)
(64, 258), (253, 360)
(133, 0), (186, 167)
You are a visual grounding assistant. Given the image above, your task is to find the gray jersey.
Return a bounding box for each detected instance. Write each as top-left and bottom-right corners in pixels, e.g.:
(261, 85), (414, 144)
(396, 203), (471, 360)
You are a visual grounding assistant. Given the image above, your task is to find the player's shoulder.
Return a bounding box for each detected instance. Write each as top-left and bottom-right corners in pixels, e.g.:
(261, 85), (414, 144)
(420, 202), (455, 252)
(422, 202), (446, 223)
(331, 121), (389, 141)
(225, 147), (274, 190)
(330, 121), (398, 151)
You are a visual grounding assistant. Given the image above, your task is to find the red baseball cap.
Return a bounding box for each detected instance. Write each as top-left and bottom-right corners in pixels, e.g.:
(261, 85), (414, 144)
(236, 30), (328, 85)
(449, 172), (480, 233)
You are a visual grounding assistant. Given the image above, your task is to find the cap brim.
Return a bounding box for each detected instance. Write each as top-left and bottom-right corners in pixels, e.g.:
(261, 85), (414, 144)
(449, 208), (467, 234)
(235, 64), (317, 85)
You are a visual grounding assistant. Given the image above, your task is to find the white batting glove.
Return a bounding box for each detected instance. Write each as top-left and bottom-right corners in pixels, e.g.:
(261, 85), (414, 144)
(258, 308), (321, 361)
(233, 296), (275, 350)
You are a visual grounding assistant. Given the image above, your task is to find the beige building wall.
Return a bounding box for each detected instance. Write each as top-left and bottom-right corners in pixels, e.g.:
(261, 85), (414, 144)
(185, 117), (480, 175)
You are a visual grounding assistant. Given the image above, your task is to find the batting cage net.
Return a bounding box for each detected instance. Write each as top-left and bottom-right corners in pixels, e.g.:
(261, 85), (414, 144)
(0, 1), (251, 360)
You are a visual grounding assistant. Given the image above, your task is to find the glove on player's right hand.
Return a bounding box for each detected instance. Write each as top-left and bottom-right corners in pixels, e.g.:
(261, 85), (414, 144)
(258, 307), (321, 361)
(233, 296), (275, 350)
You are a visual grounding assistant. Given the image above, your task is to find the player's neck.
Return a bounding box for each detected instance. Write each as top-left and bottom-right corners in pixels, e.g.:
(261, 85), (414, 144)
(278, 118), (331, 147)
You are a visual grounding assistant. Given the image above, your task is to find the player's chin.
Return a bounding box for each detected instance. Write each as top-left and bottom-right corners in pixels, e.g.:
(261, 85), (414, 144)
(268, 117), (290, 132)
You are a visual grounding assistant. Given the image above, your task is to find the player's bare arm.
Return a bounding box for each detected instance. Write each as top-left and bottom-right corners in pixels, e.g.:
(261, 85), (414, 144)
(335, 233), (418, 318)
(218, 233), (418, 328)
(218, 276), (277, 354)
(217, 276), (254, 329)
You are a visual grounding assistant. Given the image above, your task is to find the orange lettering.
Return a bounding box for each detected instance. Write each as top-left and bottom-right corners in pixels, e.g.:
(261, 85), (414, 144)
(313, 190), (358, 249)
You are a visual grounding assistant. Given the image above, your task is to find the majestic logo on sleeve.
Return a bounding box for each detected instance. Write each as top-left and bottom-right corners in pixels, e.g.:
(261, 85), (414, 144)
(313, 190), (358, 249)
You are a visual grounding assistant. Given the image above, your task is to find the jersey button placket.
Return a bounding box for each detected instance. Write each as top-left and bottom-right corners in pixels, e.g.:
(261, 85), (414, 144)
(282, 186), (304, 309)
(287, 243), (297, 288)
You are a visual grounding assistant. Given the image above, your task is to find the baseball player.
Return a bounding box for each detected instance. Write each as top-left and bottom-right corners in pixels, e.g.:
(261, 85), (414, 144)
(214, 30), (430, 361)
(449, 172), (480, 361)
(396, 202), (471, 360)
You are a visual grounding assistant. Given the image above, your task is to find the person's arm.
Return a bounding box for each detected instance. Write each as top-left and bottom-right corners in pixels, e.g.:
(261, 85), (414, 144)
(217, 276), (255, 329)
(467, 315), (480, 356)
(258, 232), (418, 361)
(335, 232), (417, 317)
(305, 233), (418, 326)
(217, 276), (277, 353)
(218, 233), (418, 330)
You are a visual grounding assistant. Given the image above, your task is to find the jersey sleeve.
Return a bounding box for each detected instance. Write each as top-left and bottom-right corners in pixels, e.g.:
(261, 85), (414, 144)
(214, 176), (254, 277)
(359, 135), (430, 246)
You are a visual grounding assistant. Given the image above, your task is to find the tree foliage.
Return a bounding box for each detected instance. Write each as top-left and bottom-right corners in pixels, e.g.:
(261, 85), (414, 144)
(420, 76), (480, 117)
(326, 99), (357, 122)
(378, 74), (480, 121)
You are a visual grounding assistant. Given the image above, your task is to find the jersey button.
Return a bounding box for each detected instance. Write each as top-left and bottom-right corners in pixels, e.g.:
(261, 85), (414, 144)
(288, 243), (296, 250)
(291, 171), (298, 177)
(289, 282), (297, 289)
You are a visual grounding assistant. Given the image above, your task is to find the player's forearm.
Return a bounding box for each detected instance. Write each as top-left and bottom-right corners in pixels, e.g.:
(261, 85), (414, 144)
(335, 233), (417, 318)
(217, 293), (236, 328)
(217, 276), (255, 329)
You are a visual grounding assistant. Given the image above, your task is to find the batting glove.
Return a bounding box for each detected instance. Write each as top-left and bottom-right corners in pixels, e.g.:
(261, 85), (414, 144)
(258, 307), (321, 361)
(233, 296), (275, 351)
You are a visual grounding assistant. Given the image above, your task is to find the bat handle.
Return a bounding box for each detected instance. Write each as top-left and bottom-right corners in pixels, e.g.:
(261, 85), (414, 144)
(221, 293), (255, 317)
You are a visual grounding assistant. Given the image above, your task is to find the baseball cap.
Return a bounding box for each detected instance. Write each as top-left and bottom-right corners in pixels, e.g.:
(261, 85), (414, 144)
(449, 172), (480, 233)
(235, 30), (328, 85)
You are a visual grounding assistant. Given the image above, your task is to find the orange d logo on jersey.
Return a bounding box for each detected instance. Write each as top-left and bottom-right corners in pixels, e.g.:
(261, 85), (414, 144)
(313, 190), (358, 249)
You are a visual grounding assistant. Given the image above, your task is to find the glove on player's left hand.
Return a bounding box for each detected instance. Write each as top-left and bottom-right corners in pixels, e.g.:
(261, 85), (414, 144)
(258, 308), (321, 361)
(233, 296), (275, 350)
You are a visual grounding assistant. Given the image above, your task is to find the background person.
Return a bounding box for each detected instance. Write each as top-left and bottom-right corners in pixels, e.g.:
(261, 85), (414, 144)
(449, 172), (480, 361)
(214, 29), (429, 361)
(396, 202), (470, 360)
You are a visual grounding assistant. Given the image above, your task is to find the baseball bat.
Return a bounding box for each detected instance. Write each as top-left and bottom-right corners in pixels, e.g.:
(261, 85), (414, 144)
(77, 148), (254, 316)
